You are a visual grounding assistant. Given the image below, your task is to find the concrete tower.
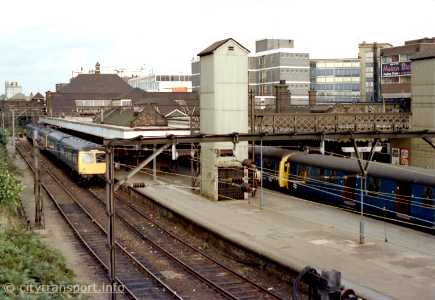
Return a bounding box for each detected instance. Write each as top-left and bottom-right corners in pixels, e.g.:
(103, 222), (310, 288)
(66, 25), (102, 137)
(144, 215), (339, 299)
(198, 38), (250, 200)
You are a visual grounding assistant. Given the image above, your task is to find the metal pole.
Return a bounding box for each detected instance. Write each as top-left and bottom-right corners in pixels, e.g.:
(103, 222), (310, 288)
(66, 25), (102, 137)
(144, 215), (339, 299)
(153, 144), (157, 180)
(12, 110), (15, 153)
(33, 130), (44, 228)
(105, 146), (116, 300)
(360, 175), (365, 244)
(260, 140), (264, 209)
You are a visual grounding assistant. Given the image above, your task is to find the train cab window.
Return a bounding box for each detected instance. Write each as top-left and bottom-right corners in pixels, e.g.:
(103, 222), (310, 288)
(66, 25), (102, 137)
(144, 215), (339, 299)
(82, 153), (94, 164)
(422, 187), (434, 208)
(329, 170), (336, 186)
(317, 168), (326, 185)
(289, 164), (296, 180)
(368, 177), (381, 197)
(96, 153), (106, 163)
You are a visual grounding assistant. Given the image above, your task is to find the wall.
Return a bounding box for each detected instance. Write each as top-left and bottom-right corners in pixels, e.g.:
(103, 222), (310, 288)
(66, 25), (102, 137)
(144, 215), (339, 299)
(200, 40), (249, 200)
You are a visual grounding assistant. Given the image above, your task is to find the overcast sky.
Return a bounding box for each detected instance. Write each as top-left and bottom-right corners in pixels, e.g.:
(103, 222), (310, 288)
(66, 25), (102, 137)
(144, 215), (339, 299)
(2, 0), (435, 96)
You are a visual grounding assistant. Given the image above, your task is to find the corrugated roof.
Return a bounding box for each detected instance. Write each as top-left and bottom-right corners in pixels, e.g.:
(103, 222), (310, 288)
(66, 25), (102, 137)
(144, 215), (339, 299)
(59, 74), (133, 94)
(410, 48), (435, 61)
(197, 38), (250, 57)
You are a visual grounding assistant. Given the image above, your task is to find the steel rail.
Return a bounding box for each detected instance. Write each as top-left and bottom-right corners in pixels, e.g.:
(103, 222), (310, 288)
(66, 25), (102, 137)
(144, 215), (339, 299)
(89, 189), (244, 300)
(92, 188), (285, 300)
(16, 141), (181, 300)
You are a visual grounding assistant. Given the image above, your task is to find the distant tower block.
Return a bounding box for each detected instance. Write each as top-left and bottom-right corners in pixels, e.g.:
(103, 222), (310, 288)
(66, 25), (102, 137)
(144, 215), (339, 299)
(198, 38), (250, 201)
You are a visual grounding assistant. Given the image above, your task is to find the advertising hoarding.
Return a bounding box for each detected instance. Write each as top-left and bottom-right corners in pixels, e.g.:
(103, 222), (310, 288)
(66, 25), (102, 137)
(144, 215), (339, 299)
(381, 61), (411, 77)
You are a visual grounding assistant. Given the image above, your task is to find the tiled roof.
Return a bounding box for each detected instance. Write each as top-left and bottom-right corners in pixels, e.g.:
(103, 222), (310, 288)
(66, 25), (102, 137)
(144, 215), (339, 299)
(32, 92), (44, 100)
(197, 38), (250, 57)
(115, 88), (149, 101)
(8, 93), (26, 100)
(59, 74), (133, 94)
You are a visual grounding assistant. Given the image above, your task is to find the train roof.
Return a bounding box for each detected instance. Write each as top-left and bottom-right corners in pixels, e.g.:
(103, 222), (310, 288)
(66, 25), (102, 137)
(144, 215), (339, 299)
(48, 132), (103, 151)
(253, 146), (435, 187)
(250, 146), (298, 159)
(290, 152), (435, 187)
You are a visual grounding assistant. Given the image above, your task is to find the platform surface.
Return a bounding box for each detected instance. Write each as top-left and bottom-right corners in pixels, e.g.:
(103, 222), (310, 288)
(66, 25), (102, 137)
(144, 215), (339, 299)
(115, 167), (435, 300)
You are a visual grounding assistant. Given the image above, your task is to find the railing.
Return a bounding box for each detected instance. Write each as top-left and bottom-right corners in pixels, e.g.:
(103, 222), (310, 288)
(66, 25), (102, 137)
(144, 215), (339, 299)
(248, 113), (411, 133)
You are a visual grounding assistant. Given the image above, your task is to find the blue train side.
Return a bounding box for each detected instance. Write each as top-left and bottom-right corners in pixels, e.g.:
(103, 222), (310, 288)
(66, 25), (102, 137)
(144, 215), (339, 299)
(252, 146), (435, 228)
(25, 123), (106, 180)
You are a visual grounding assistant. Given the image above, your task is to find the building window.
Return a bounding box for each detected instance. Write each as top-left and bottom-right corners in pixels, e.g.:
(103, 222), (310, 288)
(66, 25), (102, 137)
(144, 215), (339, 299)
(291, 69), (294, 73)
(282, 69), (285, 74)
(305, 85), (308, 89)
(305, 70), (308, 74)
(228, 46), (234, 51)
(305, 55), (308, 59)
(287, 69), (290, 73)
(287, 54), (290, 58)
(291, 54), (294, 58)
(296, 70), (299, 74)
(295, 54), (298, 59)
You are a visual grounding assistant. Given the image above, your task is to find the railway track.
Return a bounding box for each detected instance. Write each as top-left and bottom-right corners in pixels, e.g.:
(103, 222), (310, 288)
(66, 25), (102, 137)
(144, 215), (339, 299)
(16, 139), (288, 299)
(89, 186), (285, 300)
(16, 140), (183, 299)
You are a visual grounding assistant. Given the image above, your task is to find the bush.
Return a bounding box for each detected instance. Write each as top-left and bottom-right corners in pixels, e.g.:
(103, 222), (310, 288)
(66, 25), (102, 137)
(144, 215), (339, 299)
(0, 228), (87, 299)
(0, 129), (9, 145)
(0, 145), (24, 211)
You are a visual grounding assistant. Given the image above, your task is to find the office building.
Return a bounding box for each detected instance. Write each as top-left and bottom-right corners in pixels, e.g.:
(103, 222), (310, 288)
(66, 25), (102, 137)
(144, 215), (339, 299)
(309, 59), (361, 103)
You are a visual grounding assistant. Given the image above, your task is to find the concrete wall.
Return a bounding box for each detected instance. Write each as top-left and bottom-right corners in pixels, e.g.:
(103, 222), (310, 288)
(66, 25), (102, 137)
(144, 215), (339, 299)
(394, 57), (435, 169)
(200, 39), (249, 200)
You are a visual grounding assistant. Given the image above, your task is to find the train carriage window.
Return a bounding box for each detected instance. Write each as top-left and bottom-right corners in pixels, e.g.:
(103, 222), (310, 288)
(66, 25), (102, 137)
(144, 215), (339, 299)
(307, 167), (315, 183)
(82, 153), (94, 164)
(422, 187), (434, 208)
(96, 153), (106, 163)
(329, 170), (336, 186)
(317, 168), (326, 185)
(368, 177), (381, 197)
(297, 165), (307, 182)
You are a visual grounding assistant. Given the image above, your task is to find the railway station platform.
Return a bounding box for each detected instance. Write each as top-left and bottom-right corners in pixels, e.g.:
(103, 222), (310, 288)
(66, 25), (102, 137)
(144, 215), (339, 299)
(115, 168), (435, 300)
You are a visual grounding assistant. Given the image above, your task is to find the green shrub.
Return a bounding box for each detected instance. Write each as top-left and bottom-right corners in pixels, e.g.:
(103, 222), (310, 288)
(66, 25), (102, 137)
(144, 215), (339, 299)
(0, 145), (24, 211)
(0, 228), (87, 299)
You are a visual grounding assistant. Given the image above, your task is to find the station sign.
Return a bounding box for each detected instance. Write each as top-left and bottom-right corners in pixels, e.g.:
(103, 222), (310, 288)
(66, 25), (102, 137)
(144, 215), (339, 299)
(381, 61), (411, 77)
(341, 146), (382, 153)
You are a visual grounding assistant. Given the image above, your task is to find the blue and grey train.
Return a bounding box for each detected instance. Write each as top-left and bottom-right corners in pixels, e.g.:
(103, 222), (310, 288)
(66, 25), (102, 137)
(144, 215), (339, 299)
(252, 146), (435, 228)
(26, 123), (106, 180)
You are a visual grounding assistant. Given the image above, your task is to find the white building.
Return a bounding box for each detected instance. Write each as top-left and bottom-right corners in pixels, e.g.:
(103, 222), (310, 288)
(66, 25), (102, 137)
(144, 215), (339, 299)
(128, 73), (192, 92)
(70, 63), (150, 79)
(5, 81), (23, 99)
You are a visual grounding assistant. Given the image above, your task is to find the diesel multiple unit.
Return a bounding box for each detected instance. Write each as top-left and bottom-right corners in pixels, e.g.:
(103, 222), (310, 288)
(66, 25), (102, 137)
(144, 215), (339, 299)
(26, 123), (106, 180)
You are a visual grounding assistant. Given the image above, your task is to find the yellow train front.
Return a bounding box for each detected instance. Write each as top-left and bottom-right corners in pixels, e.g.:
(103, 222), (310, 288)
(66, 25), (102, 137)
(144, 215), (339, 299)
(45, 129), (106, 181)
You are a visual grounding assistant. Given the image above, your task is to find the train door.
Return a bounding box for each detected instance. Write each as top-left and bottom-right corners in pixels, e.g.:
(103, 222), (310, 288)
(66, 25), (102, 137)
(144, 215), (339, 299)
(395, 181), (412, 217)
(343, 175), (357, 205)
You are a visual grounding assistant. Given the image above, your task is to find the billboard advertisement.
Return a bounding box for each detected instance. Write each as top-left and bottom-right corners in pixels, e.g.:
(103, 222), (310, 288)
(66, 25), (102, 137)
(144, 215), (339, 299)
(381, 61), (411, 77)
(391, 148), (400, 165)
(400, 148), (409, 166)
